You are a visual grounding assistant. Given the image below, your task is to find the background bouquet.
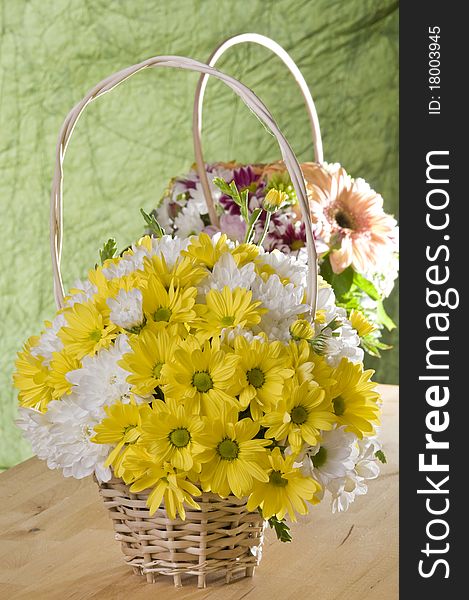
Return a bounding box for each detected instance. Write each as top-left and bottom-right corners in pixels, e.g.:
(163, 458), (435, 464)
(151, 159), (398, 357)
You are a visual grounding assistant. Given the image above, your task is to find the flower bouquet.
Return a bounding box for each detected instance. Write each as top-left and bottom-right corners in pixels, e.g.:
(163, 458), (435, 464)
(13, 55), (384, 588)
(150, 34), (399, 358)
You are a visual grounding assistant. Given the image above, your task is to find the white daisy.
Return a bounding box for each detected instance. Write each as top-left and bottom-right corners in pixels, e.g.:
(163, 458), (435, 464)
(66, 334), (133, 417)
(251, 274), (309, 340)
(329, 471), (368, 513)
(102, 257), (137, 280)
(221, 325), (267, 345)
(66, 278), (98, 306)
(300, 427), (359, 489)
(45, 395), (111, 482)
(355, 436), (381, 481)
(31, 313), (66, 365)
(322, 310), (364, 367)
(16, 407), (54, 462)
(327, 435), (381, 513)
(148, 234), (190, 267)
(190, 164), (233, 211)
(173, 202), (205, 238)
(107, 288), (144, 330)
(256, 249), (307, 287)
(316, 285), (340, 324)
(368, 250), (399, 299)
(199, 252), (256, 295)
(252, 275), (308, 320)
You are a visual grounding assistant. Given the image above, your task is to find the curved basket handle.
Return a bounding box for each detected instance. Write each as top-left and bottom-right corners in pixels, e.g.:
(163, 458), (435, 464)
(50, 55), (318, 318)
(192, 33), (323, 226)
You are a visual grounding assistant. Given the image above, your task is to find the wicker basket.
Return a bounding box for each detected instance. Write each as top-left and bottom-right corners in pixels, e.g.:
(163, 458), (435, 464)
(49, 52), (318, 587)
(97, 477), (265, 588)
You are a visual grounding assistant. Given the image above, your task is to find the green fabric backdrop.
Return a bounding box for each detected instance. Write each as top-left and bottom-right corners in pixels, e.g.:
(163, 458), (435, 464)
(0, 0), (398, 469)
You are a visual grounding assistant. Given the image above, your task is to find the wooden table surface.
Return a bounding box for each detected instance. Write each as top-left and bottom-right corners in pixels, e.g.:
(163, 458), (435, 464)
(0, 385), (398, 600)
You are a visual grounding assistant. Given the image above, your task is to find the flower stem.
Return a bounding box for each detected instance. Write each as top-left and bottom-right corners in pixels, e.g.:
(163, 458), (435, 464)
(243, 208), (263, 244)
(257, 211), (272, 247)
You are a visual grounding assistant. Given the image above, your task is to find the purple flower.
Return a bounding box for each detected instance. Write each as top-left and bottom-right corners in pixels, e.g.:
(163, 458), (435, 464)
(220, 166), (265, 215)
(264, 215), (306, 254)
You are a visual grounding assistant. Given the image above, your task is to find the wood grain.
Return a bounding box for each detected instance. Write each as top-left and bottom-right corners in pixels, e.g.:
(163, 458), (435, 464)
(0, 385), (398, 600)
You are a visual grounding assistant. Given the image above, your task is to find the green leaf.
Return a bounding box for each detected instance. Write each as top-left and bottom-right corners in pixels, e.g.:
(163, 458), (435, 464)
(99, 238), (118, 265)
(320, 257), (354, 300)
(361, 335), (392, 358)
(239, 189), (249, 222)
(376, 300), (397, 331)
(267, 516), (292, 543)
(213, 177), (233, 196)
(375, 450), (387, 464)
(248, 207), (263, 227)
(141, 208), (165, 238)
(352, 272), (380, 301)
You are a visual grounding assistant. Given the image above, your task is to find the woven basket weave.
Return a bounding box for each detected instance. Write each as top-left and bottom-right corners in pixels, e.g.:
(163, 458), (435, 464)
(97, 477), (265, 588)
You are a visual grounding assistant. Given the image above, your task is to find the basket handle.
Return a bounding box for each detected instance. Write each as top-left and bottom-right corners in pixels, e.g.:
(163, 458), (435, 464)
(50, 55), (318, 317)
(192, 33), (323, 226)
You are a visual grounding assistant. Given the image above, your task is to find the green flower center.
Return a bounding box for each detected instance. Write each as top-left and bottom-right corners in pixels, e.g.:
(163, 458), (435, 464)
(312, 446), (328, 468)
(291, 239), (305, 251)
(269, 470), (288, 487)
(192, 371), (213, 393)
(291, 405), (308, 425)
(121, 424), (139, 445)
(153, 362), (163, 379)
(220, 315), (235, 327)
(153, 307), (172, 322)
(169, 428), (191, 448)
(217, 438), (239, 461)
(89, 329), (103, 342)
(247, 367), (265, 389)
(333, 396), (346, 416)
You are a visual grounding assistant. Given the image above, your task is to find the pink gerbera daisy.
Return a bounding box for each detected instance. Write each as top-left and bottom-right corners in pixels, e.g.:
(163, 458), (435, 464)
(303, 163), (397, 274)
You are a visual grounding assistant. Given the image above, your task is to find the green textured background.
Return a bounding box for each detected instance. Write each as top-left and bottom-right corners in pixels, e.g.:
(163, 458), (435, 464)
(0, 0), (398, 469)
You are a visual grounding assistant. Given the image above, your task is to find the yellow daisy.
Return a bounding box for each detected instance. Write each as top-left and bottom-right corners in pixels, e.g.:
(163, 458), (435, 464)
(143, 254), (207, 290)
(182, 232), (229, 269)
(13, 336), (53, 412)
(310, 352), (336, 389)
(67, 267), (116, 315)
(139, 399), (206, 471)
(286, 340), (315, 386)
(350, 309), (376, 338)
(162, 338), (241, 416)
(247, 447), (320, 521)
(234, 336), (293, 420)
(262, 381), (335, 451)
(142, 276), (197, 331)
(48, 350), (81, 398)
(289, 319), (315, 342)
(328, 358), (380, 438)
(196, 286), (265, 340)
(58, 301), (118, 359)
(92, 401), (147, 477)
(119, 328), (180, 396)
(230, 243), (260, 267)
(199, 410), (270, 498)
(123, 448), (201, 518)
